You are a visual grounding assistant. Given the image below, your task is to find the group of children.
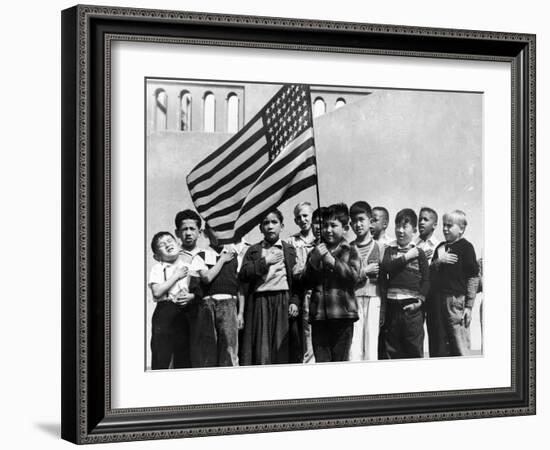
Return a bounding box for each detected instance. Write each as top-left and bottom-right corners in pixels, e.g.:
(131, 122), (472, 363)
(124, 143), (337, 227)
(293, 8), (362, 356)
(148, 201), (481, 369)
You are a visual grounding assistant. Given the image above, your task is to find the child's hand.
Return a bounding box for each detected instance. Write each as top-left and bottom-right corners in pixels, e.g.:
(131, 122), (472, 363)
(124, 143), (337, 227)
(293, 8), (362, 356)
(265, 250), (284, 266)
(322, 252), (336, 267)
(288, 303), (299, 318)
(173, 264), (189, 280)
(440, 251), (458, 265)
(403, 300), (422, 312)
(462, 307), (472, 328)
(308, 248), (322, 268)
(365, 262), (379, 275)
(404, 247), (419, 261)
(174, 292), (193, 306)
(423, 248), (434, 260)
(219, 248), (236, 263)
(237, 313), (244, 330)
(316, 243), (329, 257)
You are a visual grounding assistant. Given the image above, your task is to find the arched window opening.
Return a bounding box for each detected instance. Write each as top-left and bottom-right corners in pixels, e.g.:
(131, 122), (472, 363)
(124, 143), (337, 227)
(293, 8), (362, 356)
(155, 89), (167, 130)
(203, 92), (216, 132)
(180, 91), (192, 131)
(226, 93), (239, 133)
(335, 98), (347, 110)
(313, 97), (326, 118)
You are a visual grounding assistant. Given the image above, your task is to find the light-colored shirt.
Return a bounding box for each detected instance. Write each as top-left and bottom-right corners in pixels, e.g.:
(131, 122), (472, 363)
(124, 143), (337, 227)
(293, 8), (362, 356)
(148, 255), (204, 301)
(375, 232), (392, 258)
(256, 240), (289, 292)
(180, 246), (204, 275)
(415, 235), (440, 265)
(285, 232), (315, 274)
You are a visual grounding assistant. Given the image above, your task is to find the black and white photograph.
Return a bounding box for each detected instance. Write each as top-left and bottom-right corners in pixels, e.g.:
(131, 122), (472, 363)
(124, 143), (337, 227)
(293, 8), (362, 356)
(145, 78), (483, 370)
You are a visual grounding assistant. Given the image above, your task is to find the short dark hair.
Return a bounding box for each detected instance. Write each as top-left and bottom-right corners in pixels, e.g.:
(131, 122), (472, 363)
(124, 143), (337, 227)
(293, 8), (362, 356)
(419, 206), (438, 223)
(261, 208), (284, 224)
(324, 203), (350, 227)
(372, 206), (389, 222)
(395, 208), (418, 228)
(150, 231), (175, 254)
(174, 209), (202, 229)
(350, 201), (372, 219)
(312, 206), (327, 222)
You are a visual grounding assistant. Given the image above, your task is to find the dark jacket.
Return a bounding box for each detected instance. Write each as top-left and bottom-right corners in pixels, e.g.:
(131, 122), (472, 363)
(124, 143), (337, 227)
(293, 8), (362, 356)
(238, 241), (299, 306)
(302, 240), (360, 322)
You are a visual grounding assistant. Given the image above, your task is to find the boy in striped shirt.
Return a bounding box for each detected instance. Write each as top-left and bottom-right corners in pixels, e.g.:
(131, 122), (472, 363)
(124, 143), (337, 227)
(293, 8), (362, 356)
(349, 201), (383, 361)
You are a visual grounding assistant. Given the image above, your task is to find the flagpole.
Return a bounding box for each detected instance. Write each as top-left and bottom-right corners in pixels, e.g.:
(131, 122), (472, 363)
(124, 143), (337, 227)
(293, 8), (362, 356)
(306, 85), (323, 244)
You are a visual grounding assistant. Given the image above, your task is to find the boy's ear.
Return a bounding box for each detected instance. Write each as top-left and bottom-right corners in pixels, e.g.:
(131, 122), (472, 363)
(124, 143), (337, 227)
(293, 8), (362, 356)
(153, 253), (160, 262)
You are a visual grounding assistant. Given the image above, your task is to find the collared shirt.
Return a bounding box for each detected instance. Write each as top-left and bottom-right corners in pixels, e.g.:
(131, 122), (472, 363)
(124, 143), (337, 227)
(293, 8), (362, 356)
(148, 255), (204, 301)
(256, 239), (289, 292)
(375, 232), (392, 258)
(179, 246), (204, 276)
(415, 235), (440, 264)
(285, 232), (315, 273)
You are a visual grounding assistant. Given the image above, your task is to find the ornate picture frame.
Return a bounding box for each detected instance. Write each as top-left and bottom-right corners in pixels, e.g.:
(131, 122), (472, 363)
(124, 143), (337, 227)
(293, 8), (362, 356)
(61, 4), (535, 444)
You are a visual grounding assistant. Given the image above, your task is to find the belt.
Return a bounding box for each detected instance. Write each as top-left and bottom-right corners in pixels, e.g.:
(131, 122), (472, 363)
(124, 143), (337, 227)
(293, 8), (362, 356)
(203, 294), (237, 301)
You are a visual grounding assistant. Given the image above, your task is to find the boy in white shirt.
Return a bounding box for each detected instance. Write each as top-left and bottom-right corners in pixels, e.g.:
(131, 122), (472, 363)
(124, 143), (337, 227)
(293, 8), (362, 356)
(370, 206), (392, 255)
(415, 207), (440, 264)
(148, 231), (203, 370)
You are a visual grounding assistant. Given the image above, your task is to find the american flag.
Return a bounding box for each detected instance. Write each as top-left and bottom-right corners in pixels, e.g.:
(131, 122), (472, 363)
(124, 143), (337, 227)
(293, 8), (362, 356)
(186, 84), (318, 244)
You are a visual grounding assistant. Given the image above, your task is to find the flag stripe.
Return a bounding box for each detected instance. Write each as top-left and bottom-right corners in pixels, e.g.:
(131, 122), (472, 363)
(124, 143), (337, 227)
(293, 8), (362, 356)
(187, 127), (266, 192)
(238, 147), (315, 219)
(212, 164), (317, 242)
(232, 174), (318, 243)
(212, 158), (316, 232)
(186, 114), (263, 181)
(214, 170), (318, 242)
(248, 132), (313, 193)
(203, 198), (245, 222)
(196, 130), (312, 219)
(190, 140), (269, 205)
(196, 164), (267, 218)
(233, 157), (317, 230)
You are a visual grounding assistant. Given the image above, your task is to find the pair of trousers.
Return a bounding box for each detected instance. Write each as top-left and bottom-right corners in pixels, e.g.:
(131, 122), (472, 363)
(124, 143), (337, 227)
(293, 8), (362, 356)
(349, 295), (381, 361)
(381, 299), (424, 359)
(301, 291), (315, 363)
(150, 301), (194, 370)
(193, 297), (239, 367)
(426, 293), (471, 357)
(311, 319), (354, 362)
